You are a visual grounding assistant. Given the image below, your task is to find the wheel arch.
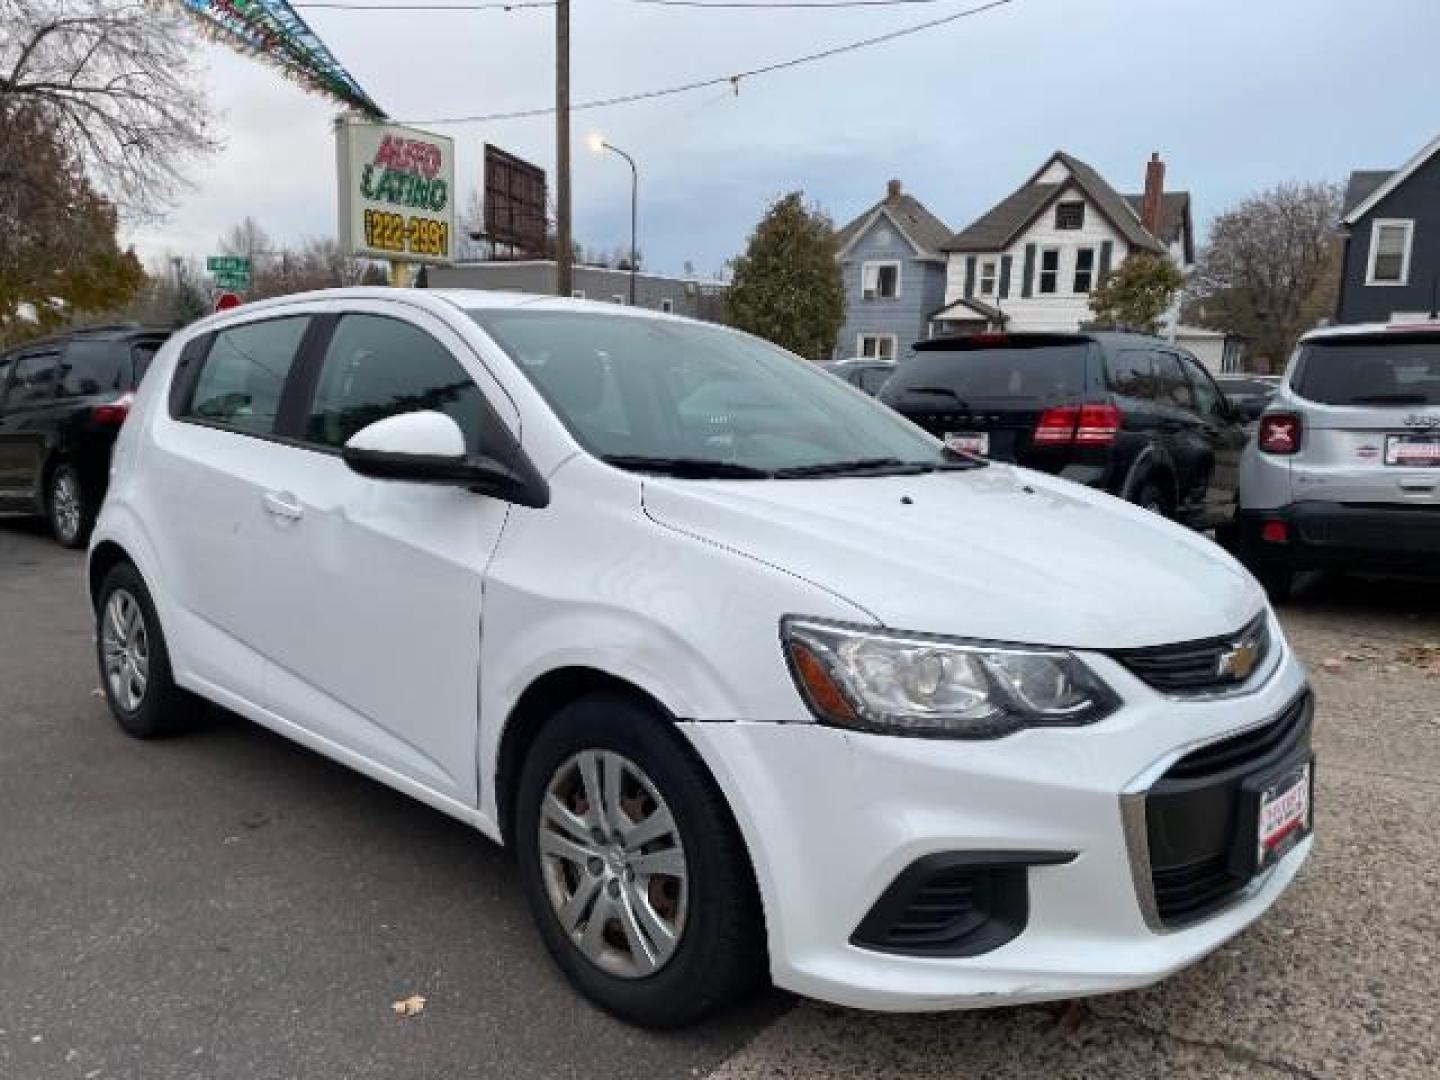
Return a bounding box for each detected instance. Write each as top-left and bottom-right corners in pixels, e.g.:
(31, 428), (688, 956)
(1123, 448), (1178, 509)
(88, 538), (135, 611)
(493, 666), (676, 847)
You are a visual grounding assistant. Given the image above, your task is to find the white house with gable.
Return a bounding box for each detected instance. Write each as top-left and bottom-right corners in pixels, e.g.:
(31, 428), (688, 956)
(931, 151), (1202, 343)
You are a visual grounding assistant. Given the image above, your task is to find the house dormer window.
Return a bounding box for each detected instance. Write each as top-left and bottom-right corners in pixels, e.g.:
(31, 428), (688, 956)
(1367, 219), (1414, 285)
(1056, 201), (1085, 230)
(862, 260), (901, 300)
(978, 259), (998, 296)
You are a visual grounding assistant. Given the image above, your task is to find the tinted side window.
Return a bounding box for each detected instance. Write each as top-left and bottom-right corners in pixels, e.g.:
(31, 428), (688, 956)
(186, 317), (310, 436)
(10, 351), (61, 405)
(303, 315), (483, 452)
(58, 340), (127, 397)
(1181, 356), (1224, 419)
(131, 340), (164, 385)
(1154, 352), (1195, 410)
(1108, 349), (1158, 400)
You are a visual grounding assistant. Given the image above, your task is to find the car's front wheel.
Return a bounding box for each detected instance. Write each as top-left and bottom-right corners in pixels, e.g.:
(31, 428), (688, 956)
(513, 692), (766, 1028)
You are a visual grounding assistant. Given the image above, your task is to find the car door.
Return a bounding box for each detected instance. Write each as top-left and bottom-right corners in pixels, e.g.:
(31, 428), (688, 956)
(1179, 353), (1246, 527)
(148, 313), (317, 709)
(0, 347), (62, 509)
(256, 303), (518, 806)
(1153, 349), (1212, 523)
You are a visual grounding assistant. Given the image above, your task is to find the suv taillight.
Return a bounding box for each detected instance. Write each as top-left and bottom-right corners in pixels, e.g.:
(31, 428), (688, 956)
(1075, 403), (1120, 446)
(91, 391), (135, 426)
(1258, 412), (1301, 455)
(1033, 403), (1119, 447)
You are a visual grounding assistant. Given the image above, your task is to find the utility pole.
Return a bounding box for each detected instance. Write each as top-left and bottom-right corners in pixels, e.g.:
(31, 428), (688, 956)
(555, 0), (573, 297)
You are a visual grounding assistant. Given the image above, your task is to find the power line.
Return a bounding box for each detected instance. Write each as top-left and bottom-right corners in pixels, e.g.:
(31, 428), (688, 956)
(635, 0), (976, 8)
(294, 2), (552, 10)
(403, 0), (1013, 124)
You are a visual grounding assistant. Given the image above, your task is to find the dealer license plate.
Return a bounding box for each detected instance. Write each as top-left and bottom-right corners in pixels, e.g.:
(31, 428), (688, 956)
(1386, 434), (1440, 466)
(944, 431), (989, 456)
(1257, 761), (1312, 868)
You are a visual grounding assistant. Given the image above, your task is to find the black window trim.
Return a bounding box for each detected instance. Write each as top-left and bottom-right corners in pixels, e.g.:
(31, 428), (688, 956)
(169, 313), (325, 447)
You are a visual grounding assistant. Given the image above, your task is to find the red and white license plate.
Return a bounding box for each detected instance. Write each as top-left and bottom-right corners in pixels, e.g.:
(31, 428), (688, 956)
(1386, 434), (1440, 466)
(1257, 762), (1312, 865)
(944, 431), (989, 456)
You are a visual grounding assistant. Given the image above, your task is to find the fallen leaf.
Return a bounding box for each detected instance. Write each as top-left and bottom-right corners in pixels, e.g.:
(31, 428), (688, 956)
(391, 994), (426, 1018)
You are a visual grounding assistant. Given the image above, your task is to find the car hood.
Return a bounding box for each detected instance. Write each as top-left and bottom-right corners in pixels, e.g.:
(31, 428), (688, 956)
(641, 465), (1263, 650)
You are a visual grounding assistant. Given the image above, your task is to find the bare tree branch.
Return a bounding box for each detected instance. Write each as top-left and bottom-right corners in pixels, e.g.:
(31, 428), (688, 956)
(0, 0), (218, 213)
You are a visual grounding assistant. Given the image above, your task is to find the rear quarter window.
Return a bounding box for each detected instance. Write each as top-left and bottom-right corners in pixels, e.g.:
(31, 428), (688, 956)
(1294, 336), (1440, 407)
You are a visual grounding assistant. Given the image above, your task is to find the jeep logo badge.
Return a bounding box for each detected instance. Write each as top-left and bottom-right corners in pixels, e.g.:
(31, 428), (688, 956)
(1404, 414), (1440, 429)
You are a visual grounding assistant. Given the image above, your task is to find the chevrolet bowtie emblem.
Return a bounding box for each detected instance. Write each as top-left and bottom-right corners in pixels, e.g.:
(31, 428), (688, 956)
(1218, 641), (1258, 681)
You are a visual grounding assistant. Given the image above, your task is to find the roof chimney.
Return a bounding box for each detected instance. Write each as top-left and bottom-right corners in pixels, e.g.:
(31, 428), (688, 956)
(1141, 152), (1166, 238)
(886, 178), (903, 202)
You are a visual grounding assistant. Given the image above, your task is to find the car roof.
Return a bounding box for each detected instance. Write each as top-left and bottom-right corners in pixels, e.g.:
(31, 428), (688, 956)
(188, 287), (685, 332)
(916, 329), (1168, 353)
(1, 324), (169, 354)
(1301, 319), (1440, 343)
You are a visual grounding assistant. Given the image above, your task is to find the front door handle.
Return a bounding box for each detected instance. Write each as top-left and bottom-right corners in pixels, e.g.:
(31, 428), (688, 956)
(261, 490), (304, 520)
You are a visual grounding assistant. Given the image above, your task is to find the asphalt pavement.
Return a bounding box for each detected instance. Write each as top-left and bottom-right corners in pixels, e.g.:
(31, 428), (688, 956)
(0, 517), (785, 1080)
(3, 516), (1438, 1080)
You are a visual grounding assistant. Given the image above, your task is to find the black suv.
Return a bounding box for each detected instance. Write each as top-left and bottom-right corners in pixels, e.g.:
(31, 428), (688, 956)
(0, 326), (170, 547)
(878, 331), (1248, 530)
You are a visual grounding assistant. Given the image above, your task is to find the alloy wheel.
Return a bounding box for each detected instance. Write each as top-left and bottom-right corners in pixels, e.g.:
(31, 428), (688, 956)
(101, 589), (150, 712)
(537, 749), (689, 979)
(52, 472), (82, 544)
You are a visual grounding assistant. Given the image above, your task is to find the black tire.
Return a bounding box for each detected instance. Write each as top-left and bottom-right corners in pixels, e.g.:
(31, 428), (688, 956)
(1132, 477), (1171, 518)
(48, 462), (94, 549)
(95, 562), (195, 738)
(513, 692), (767, 1028)
(1251, 562), (1295, 604)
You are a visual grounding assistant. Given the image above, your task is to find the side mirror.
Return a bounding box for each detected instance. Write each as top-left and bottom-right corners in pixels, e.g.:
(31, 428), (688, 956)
(342, 411), (549, 508)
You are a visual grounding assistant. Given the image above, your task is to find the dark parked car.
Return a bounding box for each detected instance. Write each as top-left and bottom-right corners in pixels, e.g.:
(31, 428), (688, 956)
(878, 331), (1248, 530)
(1216, 375), (1280, 423)
(0, 325), (170, 547)
(821, 360), (896, 396)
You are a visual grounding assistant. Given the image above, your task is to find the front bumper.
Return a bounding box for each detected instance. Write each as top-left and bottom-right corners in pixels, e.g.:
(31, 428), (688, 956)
(1237, 502), (1440, 574)
(682, 626), (1313, 1012)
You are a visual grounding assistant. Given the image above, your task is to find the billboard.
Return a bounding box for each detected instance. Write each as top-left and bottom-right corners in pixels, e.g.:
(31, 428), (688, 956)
(337, 118), (456, 265)
(483, 145), (548, 259)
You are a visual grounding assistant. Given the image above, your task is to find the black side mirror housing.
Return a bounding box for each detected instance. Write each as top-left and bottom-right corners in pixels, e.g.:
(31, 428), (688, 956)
(342, 446), (550, 508)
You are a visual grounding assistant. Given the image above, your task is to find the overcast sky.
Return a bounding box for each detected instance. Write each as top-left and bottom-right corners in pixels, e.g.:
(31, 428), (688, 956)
(126, 0), (1440, 278)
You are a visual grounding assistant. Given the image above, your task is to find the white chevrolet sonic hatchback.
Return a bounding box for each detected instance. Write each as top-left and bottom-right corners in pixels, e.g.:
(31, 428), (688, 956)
(89, 289), (1314, 1027)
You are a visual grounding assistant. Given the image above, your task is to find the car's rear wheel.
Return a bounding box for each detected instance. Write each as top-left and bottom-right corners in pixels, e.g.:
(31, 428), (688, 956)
(96, 563), (195, 737)
(513, 692), (766, 1028)
(1133, 478), (1171, 518)
(49, 463), (93, 549)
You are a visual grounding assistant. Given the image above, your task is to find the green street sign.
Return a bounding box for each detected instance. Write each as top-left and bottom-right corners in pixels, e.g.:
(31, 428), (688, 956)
(212, 272), (250, 290)
(206, 255), (252, 275)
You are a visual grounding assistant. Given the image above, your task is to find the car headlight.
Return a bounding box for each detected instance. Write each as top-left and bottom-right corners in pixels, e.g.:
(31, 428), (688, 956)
(781, 617), (1120, 739)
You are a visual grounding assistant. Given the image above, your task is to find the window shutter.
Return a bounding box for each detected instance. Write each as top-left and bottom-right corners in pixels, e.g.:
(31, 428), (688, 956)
(999, 255), (1013, 298)
(964, 256), (977, 299)
(1099, 241), (1114, 283)
(1022, 245), (1036, 298)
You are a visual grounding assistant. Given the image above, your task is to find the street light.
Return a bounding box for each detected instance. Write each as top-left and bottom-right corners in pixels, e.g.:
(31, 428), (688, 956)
(587, 132), (638, 306)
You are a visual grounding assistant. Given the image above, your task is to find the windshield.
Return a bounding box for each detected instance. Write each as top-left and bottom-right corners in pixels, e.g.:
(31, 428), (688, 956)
(1293, 335), (1440, 407)
(471, 310), (971, 476)
(884, 345), (1090, 403)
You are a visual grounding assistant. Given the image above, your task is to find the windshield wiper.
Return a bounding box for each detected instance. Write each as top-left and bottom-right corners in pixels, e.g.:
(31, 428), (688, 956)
(902, 386), (970, 408)
(1346, 393), (1432, 405)
(600, 454), (773, 479)
(773, 457), (932, 478)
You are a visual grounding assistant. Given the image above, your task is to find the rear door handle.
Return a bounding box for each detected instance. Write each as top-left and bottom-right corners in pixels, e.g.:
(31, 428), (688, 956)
(261, 490), (304, 520)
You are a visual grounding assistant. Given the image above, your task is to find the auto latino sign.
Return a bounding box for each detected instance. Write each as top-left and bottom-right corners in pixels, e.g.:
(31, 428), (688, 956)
(336, 117), (455, 265)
